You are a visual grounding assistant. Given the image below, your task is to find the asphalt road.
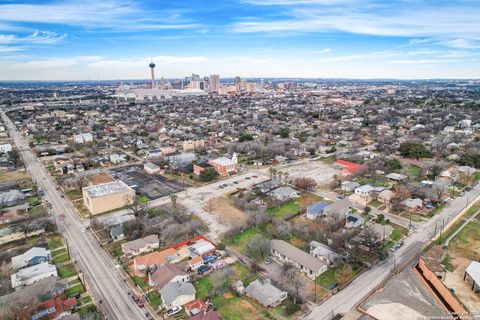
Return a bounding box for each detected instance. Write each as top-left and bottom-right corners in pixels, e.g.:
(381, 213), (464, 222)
(1, 111), (148, 320)
(304, 183), (480, 320)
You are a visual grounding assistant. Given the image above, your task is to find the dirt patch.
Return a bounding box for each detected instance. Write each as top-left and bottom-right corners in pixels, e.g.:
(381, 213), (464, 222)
(223, 292), (234, 299)
(239, 299), (257, 312)
(206, 197), (248, 225)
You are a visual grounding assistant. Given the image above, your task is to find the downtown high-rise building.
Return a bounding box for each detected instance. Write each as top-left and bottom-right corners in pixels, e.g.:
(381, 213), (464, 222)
(210, 74), (220, 92)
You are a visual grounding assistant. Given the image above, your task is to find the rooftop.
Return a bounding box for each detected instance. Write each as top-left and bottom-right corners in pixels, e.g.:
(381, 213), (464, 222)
(83, 180), (133, 198)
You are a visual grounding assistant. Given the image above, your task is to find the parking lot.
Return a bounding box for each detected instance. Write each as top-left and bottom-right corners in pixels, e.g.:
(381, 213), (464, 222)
(109, 165), (187, 199)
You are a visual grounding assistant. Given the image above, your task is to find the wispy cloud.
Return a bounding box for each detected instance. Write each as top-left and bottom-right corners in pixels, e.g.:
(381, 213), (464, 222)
(388, 59), (459, 64)
(0, 0), (200, 31)
(0, 31), (66, 45)
(233, 2), (480, 38)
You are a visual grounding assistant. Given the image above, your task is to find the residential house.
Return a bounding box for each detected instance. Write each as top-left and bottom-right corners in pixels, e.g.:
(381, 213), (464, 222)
(11, 247), (51, 270)
(341, 181), (360, 192)
(73, 133), (93, 144)
(322, 199), (353, 221)
(11, 262), (58, 289)
(386, 173), (408, 182)
(244, 279), (287, 307)
(159, 282), (196, 309)
(133, 248), (181, 275)
(402, 198), (423, 211)
(109, 224), (125, 242)
(267, 186), (300, 201)
(121, 234), (159, 257)
(256, 178), (282, 193)
(31, 296), (77, 320)
(184, 299), (208, 317)
(335, 160), (365, 177)
(345, 214), (364, 228)
(149, 263), (190, 290)
(270, 239), (328, 279)
(304, 201), (330, 220)
(309, 241), (337, 265)
(0, 189), (25, 208)
(378, 189), (395, 209)
(355, 185), (385, 198)
(187, 256), (204, 271)
(0, 143), (12, 154)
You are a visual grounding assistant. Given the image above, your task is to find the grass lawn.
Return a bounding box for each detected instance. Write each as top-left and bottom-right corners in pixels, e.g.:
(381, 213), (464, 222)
(28, 204), (47, 216)
(267, 200), (299, 219)
(213, 294), (269, 320)
(449, 219), (480, 261)
(47, 236), (64, 250)
(57, 263), (78, 278)
(66, 190), (83, 201)
(136, 195), (150, 204)
(147, 290), (161, 310)
(53, 253), (70, 264)
(441, 255), (455, 272)
(133, 276), (149, 292)
(317, 268), (337, 288)
(0, 170), (28, 183)
(368, 199), (382, 208)
(464, 200), (480, 218)
(390, 223), (409, 241)
(66, 283), (86, 296)
(78, 305), (96, 317)
(107, 241), (123, 258)
(52, 248), (68, 257)
(195, 276), (214, 299)
(26, 195), (40, 204)
(225, 227), (270, 255)
(406, 166), (421, 179)
(231, 263), (257, 285)
(475, 171), (480, 181)
(78, 295), (92, 306)
(355, 176), (388, 187)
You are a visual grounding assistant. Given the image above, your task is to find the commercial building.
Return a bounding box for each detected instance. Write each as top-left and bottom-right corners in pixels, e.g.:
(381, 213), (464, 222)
(208, 153), (238, 176)
(11, 262), (58, 289)
(209, 75), (220, 92)
(82, 180), (136, 215)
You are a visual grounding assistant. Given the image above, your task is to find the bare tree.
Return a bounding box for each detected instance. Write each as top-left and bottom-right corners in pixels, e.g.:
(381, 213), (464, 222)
(126, 196), (147, 217)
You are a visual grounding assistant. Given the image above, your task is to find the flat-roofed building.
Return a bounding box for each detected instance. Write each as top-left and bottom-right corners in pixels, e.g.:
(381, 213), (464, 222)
(82, 180), (135, 215)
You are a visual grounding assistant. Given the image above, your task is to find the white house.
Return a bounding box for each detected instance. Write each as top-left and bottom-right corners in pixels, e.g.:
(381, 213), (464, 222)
(309, 241), (337, 265)
(11, 262), (57, 288)
(73, 133), (93, 144)
(11, 247), (51, 270)
(0, 143), (12, 154)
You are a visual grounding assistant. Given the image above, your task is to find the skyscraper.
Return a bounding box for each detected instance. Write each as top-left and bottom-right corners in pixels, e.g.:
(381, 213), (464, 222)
(210, 74), (220, 92)
(149, 62), (156, 89)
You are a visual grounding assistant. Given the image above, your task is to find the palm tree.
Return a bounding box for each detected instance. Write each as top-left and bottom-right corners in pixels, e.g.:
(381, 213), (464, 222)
(169, 194), (178, 208)
(272, 168), (278, 180)
(269, 167), (274, 179)
(277, 171), (283, 184)
(284, 172), (290, 185)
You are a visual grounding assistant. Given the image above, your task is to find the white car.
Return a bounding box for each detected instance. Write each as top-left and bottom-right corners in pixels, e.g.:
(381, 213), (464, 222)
(81, 227), (86, 233)
(166, 306), (182, 316)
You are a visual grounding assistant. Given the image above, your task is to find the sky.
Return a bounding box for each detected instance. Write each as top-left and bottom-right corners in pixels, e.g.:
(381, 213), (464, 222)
(0, 0), (480, 80)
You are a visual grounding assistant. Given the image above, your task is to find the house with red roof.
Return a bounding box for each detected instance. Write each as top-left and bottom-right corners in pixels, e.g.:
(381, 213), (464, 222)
(31, 296), (77, 320)
(335, 160), (365, 177)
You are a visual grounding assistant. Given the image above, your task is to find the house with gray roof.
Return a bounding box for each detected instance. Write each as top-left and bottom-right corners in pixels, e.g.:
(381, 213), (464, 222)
(256, 179), (282, 193)
(267, 186), (300, 201)
(244, 279), (287, 307)
(270, 239), (327, 279)
(122, 234), (159, 257)
(159, 281), (196, 309)
(11, 247), (51, 270)
(322, 199), (353, 222)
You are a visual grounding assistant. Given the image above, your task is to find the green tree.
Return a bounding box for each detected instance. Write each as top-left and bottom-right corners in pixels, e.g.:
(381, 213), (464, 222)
(199, 168), (219, 182)
(279, 128), (290, 138)
(385, 159), (402, 171)
(238, 134), (254, 142)
(458, 150), (480, 169)
(398, 141), (432, 160)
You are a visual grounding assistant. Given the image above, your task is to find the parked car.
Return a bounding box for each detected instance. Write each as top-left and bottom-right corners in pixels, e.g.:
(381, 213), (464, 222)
(203, 255), (217, 264)
(264, 257), (272, 265)
(167, 307), (182, 316)
(198, 265), (211, 275)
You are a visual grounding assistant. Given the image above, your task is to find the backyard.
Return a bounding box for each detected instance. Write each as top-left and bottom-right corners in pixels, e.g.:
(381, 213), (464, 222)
(267, 192), (324, 220)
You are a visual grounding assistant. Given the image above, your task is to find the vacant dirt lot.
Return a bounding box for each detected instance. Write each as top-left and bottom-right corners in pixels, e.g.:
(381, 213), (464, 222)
(206, 197), (248, 225)
(276, 160), (340, 186)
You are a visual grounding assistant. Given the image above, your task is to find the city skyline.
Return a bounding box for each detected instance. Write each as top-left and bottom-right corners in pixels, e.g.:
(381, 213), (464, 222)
(0, 0), (480, 80)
